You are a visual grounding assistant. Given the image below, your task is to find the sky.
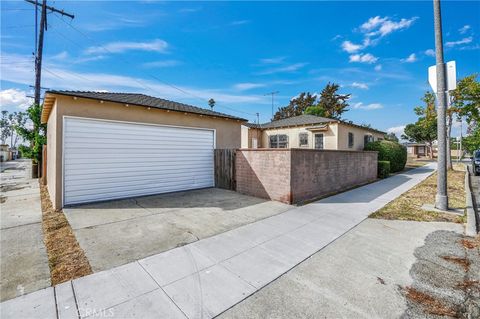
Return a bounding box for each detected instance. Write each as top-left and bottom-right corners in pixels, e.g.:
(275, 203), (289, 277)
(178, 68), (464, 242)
(1, 0), (479, 139)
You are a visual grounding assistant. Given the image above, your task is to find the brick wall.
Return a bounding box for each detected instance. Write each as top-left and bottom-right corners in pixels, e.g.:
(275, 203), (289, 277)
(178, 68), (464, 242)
(290, 149), (377, 203)
(235, 149), (377, 204)
(235, 150), (292, 203)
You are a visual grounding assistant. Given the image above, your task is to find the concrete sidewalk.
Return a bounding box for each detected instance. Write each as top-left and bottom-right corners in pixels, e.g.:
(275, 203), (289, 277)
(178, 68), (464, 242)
(0, 163), (437, 319)
(0, 159), (51, 302)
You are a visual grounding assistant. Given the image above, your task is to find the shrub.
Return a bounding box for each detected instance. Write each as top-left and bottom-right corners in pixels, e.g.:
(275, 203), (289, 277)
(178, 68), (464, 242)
(378, 161), (391, 179)
(365, 140), (407, 173)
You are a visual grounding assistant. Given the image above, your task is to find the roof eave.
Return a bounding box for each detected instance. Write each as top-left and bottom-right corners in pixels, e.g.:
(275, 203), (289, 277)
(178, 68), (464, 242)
(43, 91), (247, 122)
(41, 93), (56, 124)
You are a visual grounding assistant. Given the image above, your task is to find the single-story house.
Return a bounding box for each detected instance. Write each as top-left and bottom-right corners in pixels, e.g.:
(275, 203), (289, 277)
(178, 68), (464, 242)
(241, 114), (386, 151)
(405, 142), (433, 158)
(41, 90), (246, 209)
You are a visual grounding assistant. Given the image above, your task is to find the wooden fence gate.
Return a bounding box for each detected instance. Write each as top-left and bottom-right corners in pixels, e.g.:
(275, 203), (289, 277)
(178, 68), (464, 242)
(214, 149), (236, 190)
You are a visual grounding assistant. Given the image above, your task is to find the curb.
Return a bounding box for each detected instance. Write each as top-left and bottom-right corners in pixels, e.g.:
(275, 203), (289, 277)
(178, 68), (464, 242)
(465, 165), (478, 237)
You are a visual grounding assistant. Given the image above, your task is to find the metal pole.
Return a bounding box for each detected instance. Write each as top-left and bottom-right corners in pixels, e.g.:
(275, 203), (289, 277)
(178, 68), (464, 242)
(433, 0), (448, 210)
(460, 117), (463, 160)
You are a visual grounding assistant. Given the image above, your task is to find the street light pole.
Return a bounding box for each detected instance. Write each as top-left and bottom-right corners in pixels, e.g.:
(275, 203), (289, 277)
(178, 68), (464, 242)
(433, 0), (449, 210)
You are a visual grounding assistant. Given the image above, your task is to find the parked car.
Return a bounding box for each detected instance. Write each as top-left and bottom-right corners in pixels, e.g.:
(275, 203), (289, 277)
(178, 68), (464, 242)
(473, 150), (480, 176)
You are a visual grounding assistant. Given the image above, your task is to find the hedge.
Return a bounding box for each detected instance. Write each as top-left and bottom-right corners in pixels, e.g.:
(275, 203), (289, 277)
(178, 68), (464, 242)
(378, 161), (391, 179)
(365, 140), (407, 173)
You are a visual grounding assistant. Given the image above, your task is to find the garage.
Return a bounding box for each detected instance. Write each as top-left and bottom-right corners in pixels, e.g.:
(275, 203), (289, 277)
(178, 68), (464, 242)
(41, 90), (246, 209)
(63, 117), (215, 205)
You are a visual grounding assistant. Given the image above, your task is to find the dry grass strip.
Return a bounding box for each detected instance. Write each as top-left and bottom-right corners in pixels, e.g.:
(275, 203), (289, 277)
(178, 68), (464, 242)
(404, 287), (458, 317)
(370, 169), (466, 223)
(40, 184), (92, 285)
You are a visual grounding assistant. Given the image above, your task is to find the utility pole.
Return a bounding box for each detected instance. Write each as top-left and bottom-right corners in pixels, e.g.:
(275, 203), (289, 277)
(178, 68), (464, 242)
(256, 112), (260, 124)
(433, 0), (449, 210)
(264, 91), (279, 121)
(25, 0), (74, 106)
(25, 0), (74, 178)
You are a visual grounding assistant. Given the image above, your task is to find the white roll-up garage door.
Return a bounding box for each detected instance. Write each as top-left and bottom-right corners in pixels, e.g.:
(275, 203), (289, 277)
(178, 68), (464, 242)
(63, 117), (215, 206)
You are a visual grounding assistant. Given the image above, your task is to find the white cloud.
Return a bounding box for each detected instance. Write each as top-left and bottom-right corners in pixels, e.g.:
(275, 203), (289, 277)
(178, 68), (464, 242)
(85, 39), (169, 55)
(387, 125), (406, 137)
(349, 53), (378, 64)
(361, 16), (418, 38)
(233, 83), (266, 91)
(0, 89), (32, 110)
(459, 25), (471, 34)
(341, 41), (363, 53)
(259, 57), (286, 64)
(352, 102), (383, 110)
(374, 64), (382, 71)
(179, 7), (201, 13)
(0, 53), (265, 108)
(256, 62), (308, 75)
(351, 82), (369, 89)
(230, 20), (250, 26)
(143, 60), (182, 68)
(402, 53), (417, 63)
(51, 51), (68, 60)
(424, 49), (435, 57)
(341, 16), (417, 59)
(445, 37), (473, 47)
(360, 16), (389, 32)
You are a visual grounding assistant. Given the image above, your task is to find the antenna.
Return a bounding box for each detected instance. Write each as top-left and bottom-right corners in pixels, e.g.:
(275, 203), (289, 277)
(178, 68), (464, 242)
(264, 91), (279, 121)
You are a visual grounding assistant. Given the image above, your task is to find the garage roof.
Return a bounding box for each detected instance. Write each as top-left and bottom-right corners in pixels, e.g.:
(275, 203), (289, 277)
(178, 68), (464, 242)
(41, 90), (247, 123)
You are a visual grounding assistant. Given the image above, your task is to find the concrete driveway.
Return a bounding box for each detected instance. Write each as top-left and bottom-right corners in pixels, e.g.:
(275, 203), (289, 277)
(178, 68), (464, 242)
(64, 188), (291, 272)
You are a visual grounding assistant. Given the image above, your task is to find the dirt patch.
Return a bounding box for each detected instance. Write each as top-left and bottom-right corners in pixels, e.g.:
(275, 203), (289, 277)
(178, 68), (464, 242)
(0, 196), (6, 203)
(370, 169), (466, 222)
(456, 280), (480, 291)
(461, 237), (480, 249)
(404, 287), (457, 317)
(441, 255), (471, 272)
(40, 184), (92, 285)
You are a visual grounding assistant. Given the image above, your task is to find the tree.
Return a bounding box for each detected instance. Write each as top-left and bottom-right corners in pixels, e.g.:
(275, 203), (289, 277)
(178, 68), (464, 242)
(15, 104), (46, 164)
(0, 111), (11, 145)
(273, 83), (351, 120)
(305, 83), (350, 119)
(402, 92), (437, 158)
(463, 126), (480, 154)
(385, 132), (399, 142)
(451, 74), (480, 156)
(451, 74), (480, 125)
(273, 92), (316, 120)
(208, 98), (216, 110)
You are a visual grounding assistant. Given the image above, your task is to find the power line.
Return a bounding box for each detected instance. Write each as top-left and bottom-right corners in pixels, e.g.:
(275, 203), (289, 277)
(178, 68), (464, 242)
(51, 12), (257, 117)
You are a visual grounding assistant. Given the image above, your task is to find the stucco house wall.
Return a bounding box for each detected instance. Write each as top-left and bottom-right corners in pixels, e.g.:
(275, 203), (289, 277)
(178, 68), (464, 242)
(336, 123), (385, 151)
(46, 94), (244, 209)
(261, 125), (337, 149)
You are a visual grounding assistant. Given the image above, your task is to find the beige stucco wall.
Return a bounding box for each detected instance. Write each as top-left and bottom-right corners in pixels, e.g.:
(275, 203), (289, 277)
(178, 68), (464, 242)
(336, 123), (385, 151)
(46, 100), (58, 207)
(261, 125), (337, 149)
(46, 94), (244, 209)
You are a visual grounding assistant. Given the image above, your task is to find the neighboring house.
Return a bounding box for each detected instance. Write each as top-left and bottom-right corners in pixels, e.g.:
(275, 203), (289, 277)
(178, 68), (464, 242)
(41, 90), (246, 209)
(0, 144), (10, 162)
(405, 142), (433, 158)
(241, 115), (386, 151)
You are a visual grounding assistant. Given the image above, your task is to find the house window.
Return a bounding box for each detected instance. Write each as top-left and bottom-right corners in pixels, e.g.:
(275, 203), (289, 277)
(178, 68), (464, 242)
(269, 134), (289, 148)
(314, 134), (324, 149)
(299, 133), (308, 147)
(364, 134), (374, 146)
(348, 132), (354, 148)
